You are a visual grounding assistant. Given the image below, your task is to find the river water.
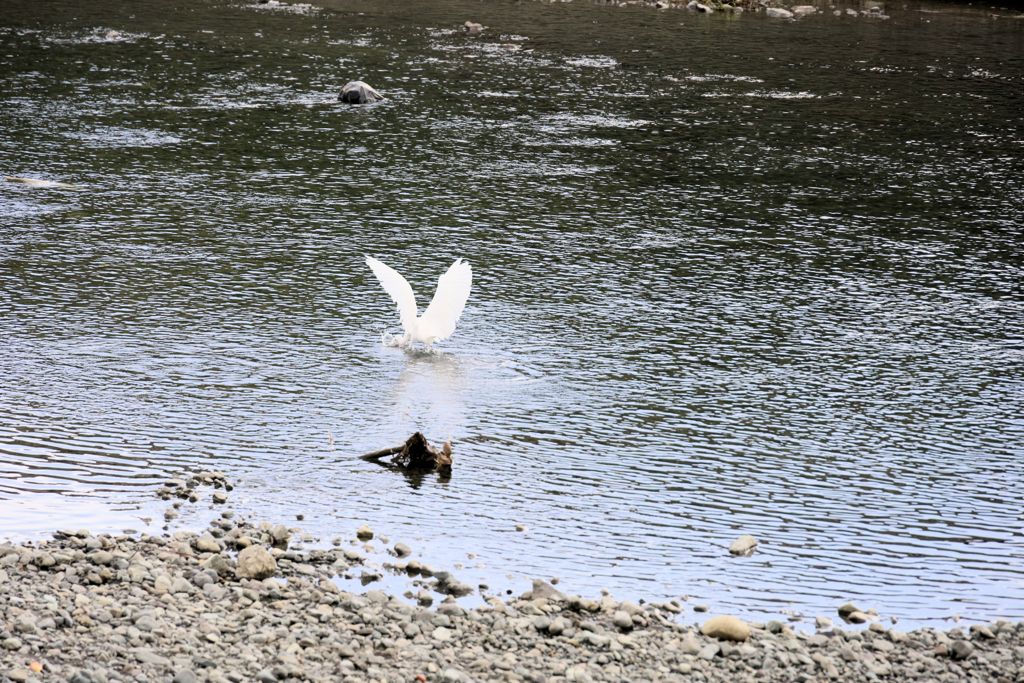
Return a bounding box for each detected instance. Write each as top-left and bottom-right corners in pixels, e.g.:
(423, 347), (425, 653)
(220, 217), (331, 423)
(1, 0), (1022, 630)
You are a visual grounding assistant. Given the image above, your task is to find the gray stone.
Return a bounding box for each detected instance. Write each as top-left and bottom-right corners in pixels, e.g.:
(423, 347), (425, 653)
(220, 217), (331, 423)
(3, 637), (22, 650)
(728, 535), (758, 556)
(255, 670), (276, 683)
(433, 626), (453, 642)
(271, 524), (290, 544)
(173, 670), (198, 683)
(89, 550), (114, 565)
(951, 640), (974, 660)
(195, 534), (221, 553)
(134, 648), (172, 667)
(235, 540), (276, 581)
(613, 610), (633, 630)
(34, 552), (56, 568)
(394, 542), (412, 557)
(135, 615), (159, 632)
(170, 577), (192, 594)
(531, 578), (568, 601)
(356, 524), (374, 539)
(618, 599), (644, 616)
(200, 553), (235, 577)
(679, 637), (702, 655)
(766, 7), (793, 17)
(339, 81), (384, 105)
(153, 575), (172, 594)
(837, 601), (863, 617)
(698, 643), (720, 660)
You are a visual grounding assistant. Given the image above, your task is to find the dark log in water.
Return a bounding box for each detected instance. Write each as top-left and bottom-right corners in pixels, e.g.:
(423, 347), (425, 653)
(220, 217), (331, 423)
(360, 432), (452, 473)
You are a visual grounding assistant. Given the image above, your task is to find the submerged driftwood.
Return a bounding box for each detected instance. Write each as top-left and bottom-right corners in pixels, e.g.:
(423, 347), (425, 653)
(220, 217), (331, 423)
(360, 432), (452, 473)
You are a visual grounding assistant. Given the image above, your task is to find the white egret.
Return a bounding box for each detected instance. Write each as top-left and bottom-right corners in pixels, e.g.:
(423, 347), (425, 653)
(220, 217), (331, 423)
(365, 256), (472, 349)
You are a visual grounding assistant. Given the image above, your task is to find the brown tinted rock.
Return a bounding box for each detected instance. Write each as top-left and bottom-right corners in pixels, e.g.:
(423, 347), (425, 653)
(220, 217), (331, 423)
(701, 615), (750, 642)
(237, 545), (277, 580)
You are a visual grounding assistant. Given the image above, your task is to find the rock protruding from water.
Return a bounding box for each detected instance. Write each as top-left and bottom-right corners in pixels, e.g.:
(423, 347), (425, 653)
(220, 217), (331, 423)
(766, 7), (793, 18)
(728, 534), (758, 556)
(339, 81), (384, 104)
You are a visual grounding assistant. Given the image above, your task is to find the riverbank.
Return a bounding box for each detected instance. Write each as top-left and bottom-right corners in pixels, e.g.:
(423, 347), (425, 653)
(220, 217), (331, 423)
(2, 518), (1022, 683)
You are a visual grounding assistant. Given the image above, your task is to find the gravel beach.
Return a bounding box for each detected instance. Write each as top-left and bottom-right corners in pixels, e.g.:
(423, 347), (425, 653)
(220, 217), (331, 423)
(3, 513), (1024, 683)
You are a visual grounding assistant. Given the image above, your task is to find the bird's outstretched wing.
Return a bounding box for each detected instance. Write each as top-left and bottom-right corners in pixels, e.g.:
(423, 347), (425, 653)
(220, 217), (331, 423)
(420, 258), (472, 341)
(366, 256), (418, 334)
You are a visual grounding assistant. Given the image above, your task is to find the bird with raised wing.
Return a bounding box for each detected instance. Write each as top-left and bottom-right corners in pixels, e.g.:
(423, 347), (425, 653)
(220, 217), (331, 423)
(365, 256), (472, 350)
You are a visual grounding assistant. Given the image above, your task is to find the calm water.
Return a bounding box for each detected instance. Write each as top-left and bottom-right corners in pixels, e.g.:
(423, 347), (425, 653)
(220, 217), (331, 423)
(1, 0), (1023, 630)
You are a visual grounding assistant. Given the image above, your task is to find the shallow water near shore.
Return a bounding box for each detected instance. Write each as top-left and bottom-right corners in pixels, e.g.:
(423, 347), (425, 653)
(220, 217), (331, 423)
(1, 0), (1023, 630)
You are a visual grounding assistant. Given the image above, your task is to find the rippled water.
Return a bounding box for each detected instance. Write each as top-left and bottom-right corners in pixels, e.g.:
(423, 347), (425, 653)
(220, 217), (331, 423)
(2, 0), (1023, 629)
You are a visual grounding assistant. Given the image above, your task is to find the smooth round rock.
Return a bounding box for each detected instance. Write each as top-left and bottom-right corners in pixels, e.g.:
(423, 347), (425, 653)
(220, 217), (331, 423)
(613, 610), (633, 630)
(701, 615), (751, 642)
(195, 534), (221, 553)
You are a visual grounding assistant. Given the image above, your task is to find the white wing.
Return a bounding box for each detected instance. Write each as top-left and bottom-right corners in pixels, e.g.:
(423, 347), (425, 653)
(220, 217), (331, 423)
(366, 256), (418, 334)
(420, 258), (473, 341)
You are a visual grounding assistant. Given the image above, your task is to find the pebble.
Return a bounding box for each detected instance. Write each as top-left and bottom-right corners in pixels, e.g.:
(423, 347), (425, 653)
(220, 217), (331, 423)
(356, 524), (374, 539)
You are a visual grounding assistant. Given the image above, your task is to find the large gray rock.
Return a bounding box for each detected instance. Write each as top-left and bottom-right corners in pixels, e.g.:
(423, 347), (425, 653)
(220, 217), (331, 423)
(339, 82), (383, 105)
(766, 7), (794, 17)
(237, 545), (277, 580)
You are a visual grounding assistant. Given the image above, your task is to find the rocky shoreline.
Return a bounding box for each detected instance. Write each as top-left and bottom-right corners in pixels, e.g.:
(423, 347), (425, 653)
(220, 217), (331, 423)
(2, 511), (1024, 683)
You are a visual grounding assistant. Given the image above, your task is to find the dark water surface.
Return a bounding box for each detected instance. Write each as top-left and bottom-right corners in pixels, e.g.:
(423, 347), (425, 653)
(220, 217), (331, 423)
(1, 0), (1023, 629)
